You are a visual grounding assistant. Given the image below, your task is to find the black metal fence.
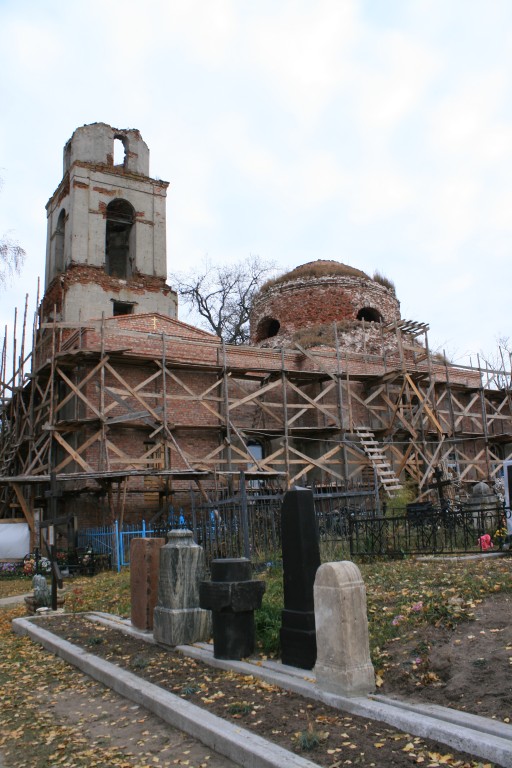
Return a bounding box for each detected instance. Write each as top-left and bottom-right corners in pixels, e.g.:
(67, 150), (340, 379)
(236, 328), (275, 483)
(152, 481), (377, 567)
(346, 503), (508, 558)
(154, 483), (509, 565)
(81, 483), (509, 570)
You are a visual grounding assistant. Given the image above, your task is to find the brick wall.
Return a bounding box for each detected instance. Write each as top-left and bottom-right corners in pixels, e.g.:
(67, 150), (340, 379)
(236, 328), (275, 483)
(250, 274), (401, 343)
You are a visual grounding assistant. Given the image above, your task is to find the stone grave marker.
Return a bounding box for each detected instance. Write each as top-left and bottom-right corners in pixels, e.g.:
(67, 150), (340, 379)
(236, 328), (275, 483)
(200, 558), (265, 660)
(130, 537), (165, 630)
(314, 561), (375, 696)
(280, 487), (321, 669)
(153, 530), (211, 646)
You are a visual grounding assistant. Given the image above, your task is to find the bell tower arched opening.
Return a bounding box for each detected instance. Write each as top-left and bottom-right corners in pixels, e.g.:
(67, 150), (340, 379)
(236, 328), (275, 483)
(113, 136), (127, 166)
(105, 199), (135, 279)
(54, 209), (66, 274)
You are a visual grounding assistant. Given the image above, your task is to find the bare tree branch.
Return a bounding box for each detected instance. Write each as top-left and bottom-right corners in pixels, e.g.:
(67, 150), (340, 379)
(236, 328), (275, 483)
(0, 234), (25, 286)
(171, 255), (277, 344)
(480, 336), (512, 390)
(0, 178), (25, 286)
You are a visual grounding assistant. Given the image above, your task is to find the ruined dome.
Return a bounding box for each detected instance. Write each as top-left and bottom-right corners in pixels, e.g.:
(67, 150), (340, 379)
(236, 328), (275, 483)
(249, 260), (401, 347)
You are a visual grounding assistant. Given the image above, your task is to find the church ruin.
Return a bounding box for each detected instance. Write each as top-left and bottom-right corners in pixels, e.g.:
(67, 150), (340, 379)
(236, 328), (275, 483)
(1, 123), (511, 547)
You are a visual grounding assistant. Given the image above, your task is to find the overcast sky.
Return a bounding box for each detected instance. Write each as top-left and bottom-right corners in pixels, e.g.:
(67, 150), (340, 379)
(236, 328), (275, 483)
(0, 0), (511, 368)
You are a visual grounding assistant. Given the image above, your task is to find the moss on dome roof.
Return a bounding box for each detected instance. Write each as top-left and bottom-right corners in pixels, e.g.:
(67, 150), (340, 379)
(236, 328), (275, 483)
(259, 260), (370, 294)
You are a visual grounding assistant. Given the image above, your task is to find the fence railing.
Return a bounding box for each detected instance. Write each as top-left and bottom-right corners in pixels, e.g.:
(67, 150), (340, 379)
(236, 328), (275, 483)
(77, 492), (510, 570)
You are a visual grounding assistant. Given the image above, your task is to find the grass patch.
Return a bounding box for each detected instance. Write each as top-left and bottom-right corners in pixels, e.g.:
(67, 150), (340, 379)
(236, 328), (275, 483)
(255, 566), (283, 656)
(5, 556), (512, 669)
(259, 260), (370, 294)
(372, 270), (396, 295)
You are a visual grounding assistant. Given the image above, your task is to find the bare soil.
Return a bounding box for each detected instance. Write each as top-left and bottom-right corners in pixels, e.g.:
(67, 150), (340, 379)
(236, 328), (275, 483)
(379, 592), (512, 720)
(39, 606), (512, 768)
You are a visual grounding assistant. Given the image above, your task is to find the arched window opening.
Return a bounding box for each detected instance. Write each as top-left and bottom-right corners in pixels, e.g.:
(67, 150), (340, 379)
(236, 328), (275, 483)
(255, 316), (281, 342)
(356, 307), (382, 323)
(105, 199), (135, 279)
(54, 209), (66, 274)
(114, 136), (127, 166)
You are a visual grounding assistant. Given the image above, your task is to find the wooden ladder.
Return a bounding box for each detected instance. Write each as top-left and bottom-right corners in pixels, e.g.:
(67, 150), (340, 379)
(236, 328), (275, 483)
(354, 427), (402, 497)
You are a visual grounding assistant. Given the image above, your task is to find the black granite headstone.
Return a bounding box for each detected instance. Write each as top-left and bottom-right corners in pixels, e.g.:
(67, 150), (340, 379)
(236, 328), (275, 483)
(199, 558), (265, 660)
(280, 488), (321, 669)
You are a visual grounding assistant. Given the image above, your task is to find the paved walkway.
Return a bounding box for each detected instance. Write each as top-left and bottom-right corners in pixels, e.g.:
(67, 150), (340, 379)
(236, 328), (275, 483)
(1, 595), (239, 768)
(0, 593), (30, 606)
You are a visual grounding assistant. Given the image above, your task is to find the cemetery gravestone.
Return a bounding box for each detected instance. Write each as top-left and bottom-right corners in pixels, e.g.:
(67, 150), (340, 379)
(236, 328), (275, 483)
(153, 530), (211, 646)
(130, 537), (165, 630)
(200, 558), (265, 660)
(314, 561), (375, 696)
(280, 488), (321, 669)
(466, 481), (500, 533)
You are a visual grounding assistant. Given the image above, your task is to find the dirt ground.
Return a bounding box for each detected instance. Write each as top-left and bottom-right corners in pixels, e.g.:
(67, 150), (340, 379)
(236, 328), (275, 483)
(379, 592), (512, 720)
(37, 606), (512, 768)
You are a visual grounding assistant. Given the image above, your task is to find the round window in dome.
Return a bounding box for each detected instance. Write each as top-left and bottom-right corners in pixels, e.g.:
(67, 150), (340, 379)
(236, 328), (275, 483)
(255, 316), (281, 342)
(357, 307), (382, 323)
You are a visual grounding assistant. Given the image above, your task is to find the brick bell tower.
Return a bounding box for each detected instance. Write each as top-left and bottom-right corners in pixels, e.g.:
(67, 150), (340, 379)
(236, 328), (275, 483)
(42, 122), (177, 324)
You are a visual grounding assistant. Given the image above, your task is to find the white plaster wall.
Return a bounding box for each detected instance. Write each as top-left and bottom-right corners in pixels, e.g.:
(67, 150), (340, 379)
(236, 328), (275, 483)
(62, 283), (177, 323)
(45, 166), (168, 286)
(63, 123), (150, 176)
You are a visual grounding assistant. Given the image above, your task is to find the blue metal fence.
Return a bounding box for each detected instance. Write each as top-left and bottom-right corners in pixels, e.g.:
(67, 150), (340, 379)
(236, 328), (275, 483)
(76, 485), (376, 570)
(79, 519), (189, 571)
(77, 499), (510, 572)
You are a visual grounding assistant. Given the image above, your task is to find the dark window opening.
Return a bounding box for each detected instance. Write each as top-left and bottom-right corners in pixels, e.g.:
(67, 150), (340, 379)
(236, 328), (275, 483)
(54, 209), (66, 274)
(357, 307), (382, 323)
(247, 441), (265, 488)
(106, 199), (135, 279)
(255, 316), (281, 342)
(112, 301), (134, 316)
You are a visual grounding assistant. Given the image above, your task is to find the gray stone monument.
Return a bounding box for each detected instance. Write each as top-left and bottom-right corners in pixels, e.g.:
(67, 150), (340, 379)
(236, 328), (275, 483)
(153, 530), (211, 647)
(314, 561), (375, 696)
(466, 481), (500, 532)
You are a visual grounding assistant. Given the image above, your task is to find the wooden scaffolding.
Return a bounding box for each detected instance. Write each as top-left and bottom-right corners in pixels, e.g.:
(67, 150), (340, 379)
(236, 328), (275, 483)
(1, 310), (511, 536)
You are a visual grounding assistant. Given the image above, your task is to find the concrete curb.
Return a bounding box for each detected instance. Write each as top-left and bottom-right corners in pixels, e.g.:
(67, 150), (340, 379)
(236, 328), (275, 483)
(12, 617), (320, 768)
(179, 643), (512, 768)
(13, 612), (512, 767)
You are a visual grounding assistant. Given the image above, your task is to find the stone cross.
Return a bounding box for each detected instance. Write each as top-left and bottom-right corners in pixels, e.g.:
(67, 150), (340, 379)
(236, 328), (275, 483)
(200, 558), (265, 660)
(314, 561), (375, 696)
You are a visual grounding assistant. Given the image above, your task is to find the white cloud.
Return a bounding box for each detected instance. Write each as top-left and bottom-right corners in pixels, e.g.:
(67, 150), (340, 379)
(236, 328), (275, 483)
(429, 75), (512, 161)
(354, 31), (441, 138)
(347, 166), (414, 223)
(248, 0), (358, 124)
(1, 0), (512, 362)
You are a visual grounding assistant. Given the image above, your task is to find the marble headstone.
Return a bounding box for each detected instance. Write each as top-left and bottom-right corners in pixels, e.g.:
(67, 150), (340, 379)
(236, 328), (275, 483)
(153, 529), (211, 647)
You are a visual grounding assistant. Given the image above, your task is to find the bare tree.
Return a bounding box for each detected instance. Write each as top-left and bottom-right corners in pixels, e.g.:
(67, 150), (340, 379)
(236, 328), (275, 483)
(479, 336), (512, 390)
(0, 179), (25, 286)
(171, 255), (276, 345)
(0, 235), (24, 286)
